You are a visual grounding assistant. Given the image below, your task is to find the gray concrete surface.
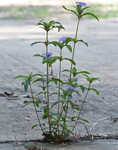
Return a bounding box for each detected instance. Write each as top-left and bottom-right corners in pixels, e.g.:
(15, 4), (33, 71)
(0, 18), (118, 149)
(25, 140), (118, 150)
(1, 140), (118, 150)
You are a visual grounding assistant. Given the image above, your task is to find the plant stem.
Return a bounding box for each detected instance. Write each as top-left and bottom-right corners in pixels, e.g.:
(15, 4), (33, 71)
(57, 48), (62, 132)
(78, 82), (91, 118)
(62, 97), (69, 136)
(58, 48), (62, 103)
(70, 18), (80, 79)
(56, 101), (65, 135)
(46, 31), (51, 133)
(29, 83), (44, 134)
(67, 18), (80, 135)
(73, 82), (91, 133)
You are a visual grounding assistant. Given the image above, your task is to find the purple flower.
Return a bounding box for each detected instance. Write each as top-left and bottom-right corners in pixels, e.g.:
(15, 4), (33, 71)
(42, 52), (52, 59)
(66, 85), (77, 91)
(59, 37), (67, 42)
(76, 1), (87, 7)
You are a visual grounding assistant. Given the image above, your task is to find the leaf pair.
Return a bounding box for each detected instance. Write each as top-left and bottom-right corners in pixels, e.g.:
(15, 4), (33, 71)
(37, 20), (64, 32)
(63, 5), (99, 21)
(63, 67), (90, 77)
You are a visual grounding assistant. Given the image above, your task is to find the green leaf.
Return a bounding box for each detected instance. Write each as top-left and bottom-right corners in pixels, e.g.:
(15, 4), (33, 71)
(78, 71), (90, 75)
(88, 88), (99, 95)
(63, 5), (78, 16)
(50, 20), (64, 32)
(71, 67), (78, 76)
(85, 75), (99, 84)
(32, 73), (43, 77)
(62, 69), (70, 73)
(66, 45), (72, 52)
(23, 80), (30, 92)
(81, 12), (99, 21)
(65, 37), (78, 44)
(50, 20), (64, 31)
(34, 100), (40, 107)
(76, 5), (82, 15)
(50, 120), (57, 126)
(32, 124), (38, 129)
(69, 101), (80, 111)
(43, 106), (48, 119)
(28, 72), (33, 81)
(42, 56), (60, 65)
(48, 56), (59, 65)
(37, 20), (64, 32)
(18, 73), (32, 92)
(63, 58), (76, 65)
(63, 105), (67, 112)
(33, 78), (44, 83)
(34, 54), (42, 57)
(71, 116), (77, 121)
(81, 6), (90, 13)
(31, 41), (45, 46)
(79, 117), (89, 123)
(79, 85), (87, 93)
(14, 75), (27, 79)
(49, 77), (63, 85)
(78, 40), (88, 47)
(89, 77), (100, 83)
(72, 67), (77, 73)
(49, 41), (63, 49)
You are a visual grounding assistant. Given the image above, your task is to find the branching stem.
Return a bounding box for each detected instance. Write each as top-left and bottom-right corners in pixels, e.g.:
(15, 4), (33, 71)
(73, 82), (91, 133)
(78, 82), (91, 119)
(29, 83), (44, 134)
(70, 18), (80, 79)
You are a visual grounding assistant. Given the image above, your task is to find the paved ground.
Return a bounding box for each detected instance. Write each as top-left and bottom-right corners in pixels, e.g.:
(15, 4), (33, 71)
(0, 17), (118, 149)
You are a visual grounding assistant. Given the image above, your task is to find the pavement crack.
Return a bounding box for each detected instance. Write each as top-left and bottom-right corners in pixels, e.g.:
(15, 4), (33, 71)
(0, 134), (118, 144)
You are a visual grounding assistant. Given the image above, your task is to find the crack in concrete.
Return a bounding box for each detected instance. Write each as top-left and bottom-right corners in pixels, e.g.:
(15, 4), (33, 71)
(0, 135), (118, 144)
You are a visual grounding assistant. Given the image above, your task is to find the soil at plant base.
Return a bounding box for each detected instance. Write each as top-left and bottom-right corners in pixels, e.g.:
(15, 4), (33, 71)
(0, 18), (118, 149)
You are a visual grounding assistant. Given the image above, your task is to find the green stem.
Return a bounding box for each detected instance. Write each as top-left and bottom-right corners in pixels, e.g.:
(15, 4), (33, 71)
(46, 31), (51, 133)
(56, 100), (65, 135)
(73, 82), (91, 133)
(78, 82), (91, 118)
(58, 49), (62, 114)
(57, 48), (62, 133)
(66, 18), (80, 135)
(43, 88), (46, 101)
(62, 97), (69, 136)
(70, 18), (80, 79)
(29, 83), (44, 134)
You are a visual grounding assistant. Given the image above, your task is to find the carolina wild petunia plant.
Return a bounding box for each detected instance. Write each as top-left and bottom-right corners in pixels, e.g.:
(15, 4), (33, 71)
(16, 2), (99, 142)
